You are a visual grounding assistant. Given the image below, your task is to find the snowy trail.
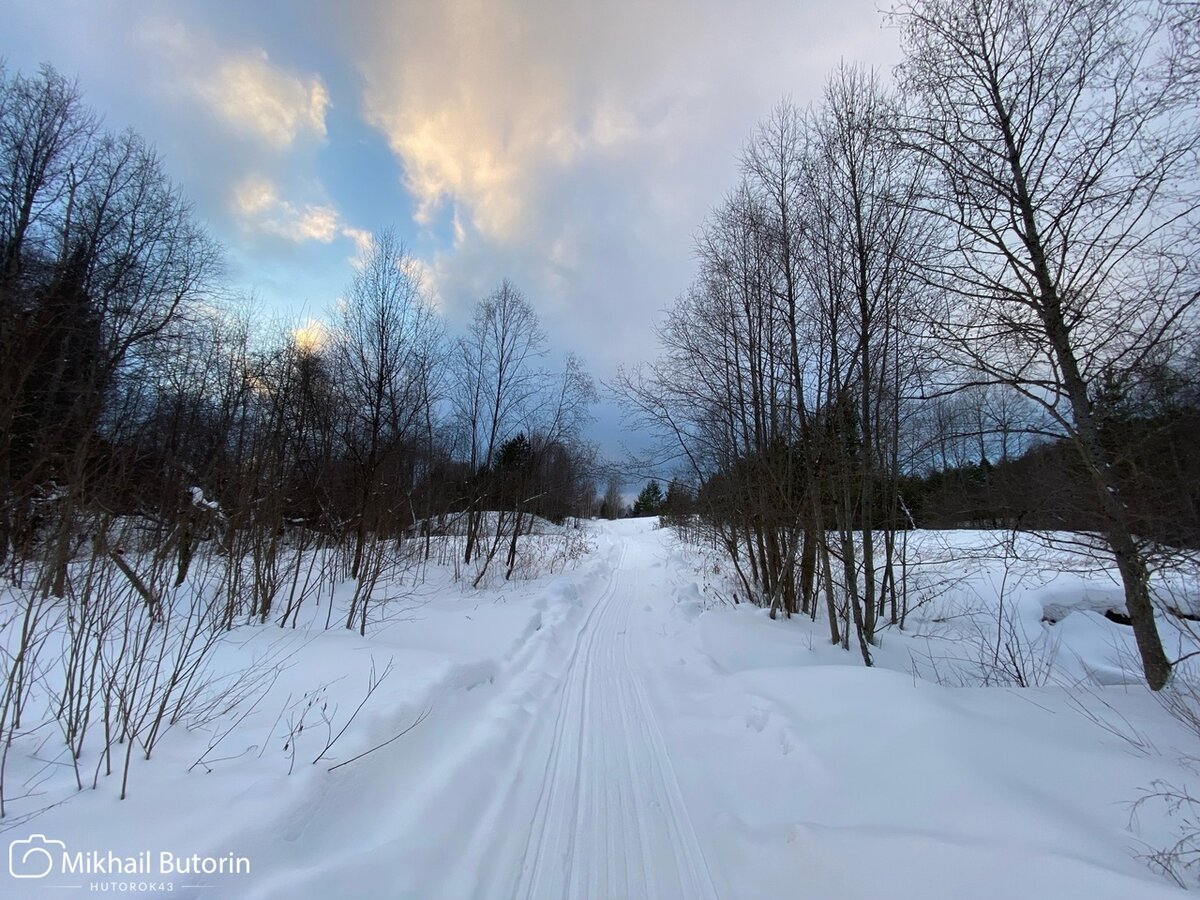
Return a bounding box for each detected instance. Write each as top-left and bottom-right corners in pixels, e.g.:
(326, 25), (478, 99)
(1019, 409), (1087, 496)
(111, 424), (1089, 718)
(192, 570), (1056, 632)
(508, 535), (717, 900)
(213, 520), (1186, 900)
(231, 524), (720, 900)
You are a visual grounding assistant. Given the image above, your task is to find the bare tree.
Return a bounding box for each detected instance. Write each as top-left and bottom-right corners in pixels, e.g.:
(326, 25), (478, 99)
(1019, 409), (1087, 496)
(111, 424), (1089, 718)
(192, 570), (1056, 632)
(0, 63), (97, 288)
(0, 64), (219, 591)
(454, 280), (548, 568)
(601, 478), (623, 520)
(333, 228), (442, 586)
(792, 64), (933, 656)
(894, 0), (1200, 688)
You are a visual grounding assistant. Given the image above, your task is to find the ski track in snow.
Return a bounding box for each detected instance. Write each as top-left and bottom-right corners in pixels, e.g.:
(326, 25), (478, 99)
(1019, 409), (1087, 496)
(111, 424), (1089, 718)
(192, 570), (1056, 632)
(509, 536), (718, 900)
(198, 522), (1186, 900)
(231, 528), (720, 900)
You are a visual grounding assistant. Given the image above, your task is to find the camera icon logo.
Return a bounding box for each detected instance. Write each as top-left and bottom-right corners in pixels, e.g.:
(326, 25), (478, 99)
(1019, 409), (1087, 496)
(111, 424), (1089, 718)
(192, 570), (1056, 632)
(9, 834), (65, 879)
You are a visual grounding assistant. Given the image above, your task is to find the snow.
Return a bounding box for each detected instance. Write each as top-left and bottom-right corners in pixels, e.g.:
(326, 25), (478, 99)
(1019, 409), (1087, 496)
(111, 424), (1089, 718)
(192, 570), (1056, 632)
(189, 487), (222, 515)
(2, 520), (1198, 897)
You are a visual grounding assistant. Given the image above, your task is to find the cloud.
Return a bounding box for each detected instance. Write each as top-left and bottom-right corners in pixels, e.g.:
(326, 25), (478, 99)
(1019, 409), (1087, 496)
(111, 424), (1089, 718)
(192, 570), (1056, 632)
(292, 317), (332, 353)
(231, 175), (278, 217)
(346, 0), (902, 374)
(352, 1), (684, 241)
(231, 175), (366, 258)
(139, 18), (328, 150)
(203, 49), (329, 148)
(340, 227), (375, 268)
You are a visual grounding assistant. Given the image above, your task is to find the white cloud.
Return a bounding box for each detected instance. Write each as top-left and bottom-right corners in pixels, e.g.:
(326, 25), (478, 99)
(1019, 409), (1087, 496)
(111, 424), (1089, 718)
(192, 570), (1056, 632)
(231, 175), (277, 216)
(341, 227), (375, 268)
(203, 49), (329, 148)
(140, 18), (329, 150)
(353, 1), (646, 240)
(346, 0), (902, 371)
(231, 175), (366, 258)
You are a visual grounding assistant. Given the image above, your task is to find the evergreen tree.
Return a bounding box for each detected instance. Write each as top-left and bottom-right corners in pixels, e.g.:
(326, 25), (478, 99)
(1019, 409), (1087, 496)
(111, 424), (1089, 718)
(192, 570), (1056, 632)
(632, 480), (664, 517)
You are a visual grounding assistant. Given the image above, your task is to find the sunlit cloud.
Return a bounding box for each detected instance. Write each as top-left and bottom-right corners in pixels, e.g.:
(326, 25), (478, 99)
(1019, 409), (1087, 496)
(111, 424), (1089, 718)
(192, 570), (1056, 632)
(371, 108), (534, 239)
(354, 2), (624, 241)
(139, 18), (328, 150)
(231, 175), (278, 216)
(231, 175), (366, 256)
(292, 317), (331, 354)
(204, 50), (329, 149)
(341, 227), (375, 269)
(346, 0), (901, 373)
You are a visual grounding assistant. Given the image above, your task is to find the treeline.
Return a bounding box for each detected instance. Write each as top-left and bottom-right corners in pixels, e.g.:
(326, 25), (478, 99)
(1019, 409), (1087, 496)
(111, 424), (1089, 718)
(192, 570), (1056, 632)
(0, 62), (607, 812)
(903, 363), (1200, 550)
(619, 0), (1199, 688)
(0, 63), (599, 609)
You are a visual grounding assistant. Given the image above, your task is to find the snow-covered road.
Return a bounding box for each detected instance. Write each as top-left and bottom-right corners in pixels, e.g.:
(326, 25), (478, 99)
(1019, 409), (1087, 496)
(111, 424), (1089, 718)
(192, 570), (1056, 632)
(230, 522), (725, 899)
(395, 525), (724, 898)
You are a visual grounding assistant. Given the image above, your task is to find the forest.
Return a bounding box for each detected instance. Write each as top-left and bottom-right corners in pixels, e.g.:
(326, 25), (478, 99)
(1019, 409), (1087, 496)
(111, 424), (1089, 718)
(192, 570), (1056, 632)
(0, 2), (1198, 883)
(618, 0), (1200, 690)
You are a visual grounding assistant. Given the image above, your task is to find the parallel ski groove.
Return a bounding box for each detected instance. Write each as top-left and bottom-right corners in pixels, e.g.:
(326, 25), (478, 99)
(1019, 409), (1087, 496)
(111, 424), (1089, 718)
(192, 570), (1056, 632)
(514, 539), (624, 898)
(510, 536), (716, 899)
(624, 613), (720, 899)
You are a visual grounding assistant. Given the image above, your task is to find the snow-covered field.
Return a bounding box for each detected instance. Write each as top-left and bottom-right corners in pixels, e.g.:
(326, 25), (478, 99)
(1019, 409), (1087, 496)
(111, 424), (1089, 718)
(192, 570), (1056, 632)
(3, 520), (1198, 898)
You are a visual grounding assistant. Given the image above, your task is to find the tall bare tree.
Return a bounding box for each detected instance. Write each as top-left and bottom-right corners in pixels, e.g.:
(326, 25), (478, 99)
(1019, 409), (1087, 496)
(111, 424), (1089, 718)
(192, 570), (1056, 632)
(334, 228), (442, 582)
(454, 280), (548, 566)
(894, 0), (1200, 688)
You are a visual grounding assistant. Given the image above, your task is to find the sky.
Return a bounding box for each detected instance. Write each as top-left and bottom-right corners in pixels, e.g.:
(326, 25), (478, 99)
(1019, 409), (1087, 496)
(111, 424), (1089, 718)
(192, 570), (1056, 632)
(3, 0), (901, 466)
